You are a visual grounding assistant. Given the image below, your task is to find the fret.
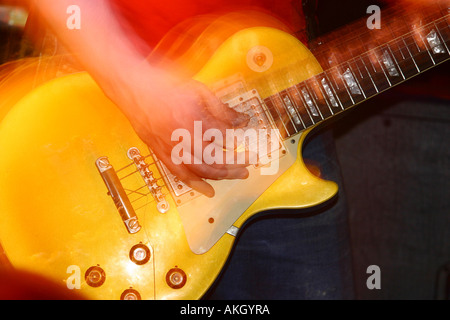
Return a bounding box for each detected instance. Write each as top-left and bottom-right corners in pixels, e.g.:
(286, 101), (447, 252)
(402, 34), (435, 71)
(277, 93), (300, 135)
(357, 56), (380, 94)
(378, 45), (405, 86)
(286, 86), (315, 128)
(349, 58), (378, 98)
(263, 97), (289, 139)
(320, 74), (342, 109)
(316, 76), (337, 115)
(375, 51), (392, 87)
(421, 26), (449, 65)
(433, 21), (450, 54)
(296, 83), (324, 121)
(417, 31), (437, 66)
(390, 38), (420, 79)
(305, 77), (334, 118)
(338, 63), (366, 102)
(400, 37), (421, 74)
(270, 94), (297, 138)
(325, 67), (354, 109)
(279, 90), (305, 131)
(359, 53), (382, 93)
(386, 45), (406, 79)
(360, 52), (391, 92)
(390, 38), (407, 60)
(373, 46), (403, 86)
(280, 90), (307, 132)
(425, 28), (447, 55)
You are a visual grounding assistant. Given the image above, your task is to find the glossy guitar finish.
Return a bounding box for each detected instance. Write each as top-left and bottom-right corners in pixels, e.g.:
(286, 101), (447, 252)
(0, 27), (337, 299)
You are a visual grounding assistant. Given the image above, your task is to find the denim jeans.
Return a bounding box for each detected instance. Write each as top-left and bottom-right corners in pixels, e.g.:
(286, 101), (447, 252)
(205, 129), (355, 300)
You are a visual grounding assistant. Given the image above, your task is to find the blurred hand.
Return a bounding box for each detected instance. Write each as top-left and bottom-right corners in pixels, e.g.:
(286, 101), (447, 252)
(30, 0), (251, 197)
(110, 67), (250, 197)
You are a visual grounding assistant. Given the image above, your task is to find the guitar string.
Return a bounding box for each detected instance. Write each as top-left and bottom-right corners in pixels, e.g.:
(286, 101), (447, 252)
(112, 15), (450, 156)
(262, 13), (449, 136)
(274, 14), (450, 134)
(115, 153), (154, 173)
(316, 15), (449, 83)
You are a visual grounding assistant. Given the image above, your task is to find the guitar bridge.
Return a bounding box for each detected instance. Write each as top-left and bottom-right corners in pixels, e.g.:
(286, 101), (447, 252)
(127, 147), (170, 214)
(96, 157), (141, 234)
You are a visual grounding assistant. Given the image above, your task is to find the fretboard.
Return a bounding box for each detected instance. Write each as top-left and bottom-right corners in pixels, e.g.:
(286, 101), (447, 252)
(263, 6), (450, 139)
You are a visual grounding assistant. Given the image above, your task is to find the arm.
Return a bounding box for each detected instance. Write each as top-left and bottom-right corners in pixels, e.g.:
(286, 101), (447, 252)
(32, 0), (151, 99)
(30, 0), (249, 197)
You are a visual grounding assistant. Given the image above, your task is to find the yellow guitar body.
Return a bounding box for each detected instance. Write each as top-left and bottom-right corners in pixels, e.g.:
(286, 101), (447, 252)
(0, 27), (337, 299)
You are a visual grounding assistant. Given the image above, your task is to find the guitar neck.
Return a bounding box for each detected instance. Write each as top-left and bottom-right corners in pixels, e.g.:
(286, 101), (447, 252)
(264, 3), (450, 139)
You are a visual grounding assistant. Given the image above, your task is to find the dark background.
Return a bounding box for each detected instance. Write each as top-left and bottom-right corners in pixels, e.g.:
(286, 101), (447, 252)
(313, 0), (450, 299)
(0, 0), (449, 300)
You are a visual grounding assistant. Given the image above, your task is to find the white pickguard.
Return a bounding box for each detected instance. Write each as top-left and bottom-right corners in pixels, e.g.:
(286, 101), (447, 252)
(176, 133), (301, 254)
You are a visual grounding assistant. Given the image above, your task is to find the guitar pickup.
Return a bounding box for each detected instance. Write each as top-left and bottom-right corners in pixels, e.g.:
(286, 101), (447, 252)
(96, 157), (141, 234)
(156, 159), (201, 207)
(223, 90), (286, 169)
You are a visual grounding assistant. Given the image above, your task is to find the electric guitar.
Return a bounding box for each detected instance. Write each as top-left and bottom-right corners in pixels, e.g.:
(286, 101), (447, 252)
(0, 3), (448, 300)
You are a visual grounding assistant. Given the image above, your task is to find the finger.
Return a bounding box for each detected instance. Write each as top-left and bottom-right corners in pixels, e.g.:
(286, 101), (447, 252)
(199, 85), (250, 128)
(211, 103), (250, 129)
(189, 129), (257, 168)
(186, 142), (252, 177)
(209, 161), (250, 169)
(163, 158), (216, 198)
(164, 133), (250, 180)
(150, 141), (216, 198)
(201, 116), (251, 152)
(186, 162), (249, 180)
(222, 149), (258, 167)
